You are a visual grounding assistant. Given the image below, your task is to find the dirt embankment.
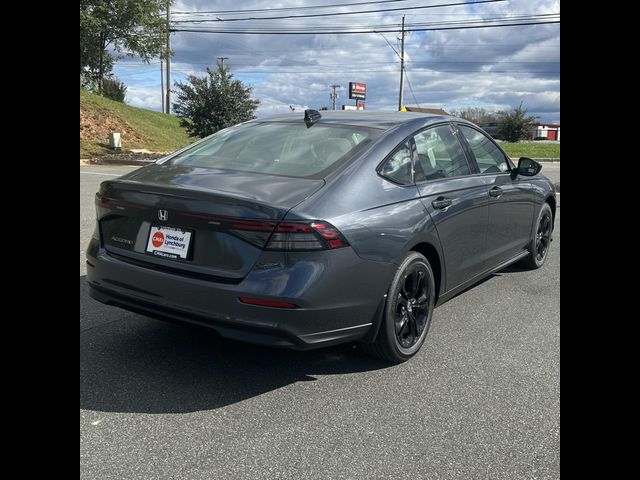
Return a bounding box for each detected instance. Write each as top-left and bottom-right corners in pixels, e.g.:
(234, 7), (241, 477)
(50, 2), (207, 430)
(80, 105), (148, 148)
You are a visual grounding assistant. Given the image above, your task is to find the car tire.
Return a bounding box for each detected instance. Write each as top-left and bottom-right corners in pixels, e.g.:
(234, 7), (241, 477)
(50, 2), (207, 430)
(362, 251), (436, 363)
(520, 202), (553, 269)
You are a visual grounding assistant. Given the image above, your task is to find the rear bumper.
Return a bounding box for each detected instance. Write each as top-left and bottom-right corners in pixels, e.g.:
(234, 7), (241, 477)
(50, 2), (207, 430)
(85, 239), (392, 350)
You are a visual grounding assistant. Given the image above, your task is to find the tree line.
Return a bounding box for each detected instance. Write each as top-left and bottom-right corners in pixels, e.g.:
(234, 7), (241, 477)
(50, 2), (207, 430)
(450, 103), (540, 142)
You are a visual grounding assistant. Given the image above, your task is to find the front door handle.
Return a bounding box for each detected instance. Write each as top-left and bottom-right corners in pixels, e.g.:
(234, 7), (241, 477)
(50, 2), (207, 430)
(489, 186), (503, 198)
(432, 197), (452, 209)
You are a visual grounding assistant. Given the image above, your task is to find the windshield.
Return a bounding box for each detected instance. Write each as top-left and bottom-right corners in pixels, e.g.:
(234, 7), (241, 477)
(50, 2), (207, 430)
(167, 122), (382, 178)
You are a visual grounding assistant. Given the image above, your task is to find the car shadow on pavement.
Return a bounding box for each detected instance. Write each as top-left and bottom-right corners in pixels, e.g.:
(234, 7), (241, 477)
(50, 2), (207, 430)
(80, 276), (393, 414)
(498, 262), (534, 273)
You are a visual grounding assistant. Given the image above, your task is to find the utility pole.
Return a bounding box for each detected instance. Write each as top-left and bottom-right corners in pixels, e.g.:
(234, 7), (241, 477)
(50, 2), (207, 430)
(217, 56), (229, 69)
(165, 0), (171, 114)
(398, 15), (405, 111)
(329, 84), (341, 110)
(160, 55), (164, 113)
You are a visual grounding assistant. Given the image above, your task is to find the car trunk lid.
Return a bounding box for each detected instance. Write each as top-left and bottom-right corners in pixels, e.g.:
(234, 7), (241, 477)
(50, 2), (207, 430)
(97, 164), (325, 280)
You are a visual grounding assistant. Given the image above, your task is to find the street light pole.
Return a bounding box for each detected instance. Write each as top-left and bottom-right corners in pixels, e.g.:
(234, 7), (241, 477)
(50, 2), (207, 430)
(398, 15), (405, 111)
(165, 1), (171, 114)
(330, 84), (341, 110)
(160, 55), (164, 113)
(217, 56), (229, 69)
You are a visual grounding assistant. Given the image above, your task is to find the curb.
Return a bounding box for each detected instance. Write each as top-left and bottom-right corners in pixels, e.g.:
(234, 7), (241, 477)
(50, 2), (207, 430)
(508, 157), (559, 163)
(91, 158), (158, 166)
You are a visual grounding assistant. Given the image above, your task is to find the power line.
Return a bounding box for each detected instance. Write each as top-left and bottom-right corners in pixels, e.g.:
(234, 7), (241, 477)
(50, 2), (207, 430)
(112, 44), (560, 62)
(175, 12), (558, 28)
(171, 0), (506, 23)
(172, 20), (560, 35)
(376, 32), (401, 59)
(114, 60), (559, 70)
(172, 14), (559, 32)
(203, 61), (559, 67)
(225, 69), (560, 74)
(173, 0), (416, 15)
(172, 19), (556, 31)
(169, 13), (558, 31)
(404, 70), (421, 108)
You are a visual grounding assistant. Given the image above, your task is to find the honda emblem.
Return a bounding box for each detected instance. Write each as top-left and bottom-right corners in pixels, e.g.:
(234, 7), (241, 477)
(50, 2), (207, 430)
(158, 209), (168, 221)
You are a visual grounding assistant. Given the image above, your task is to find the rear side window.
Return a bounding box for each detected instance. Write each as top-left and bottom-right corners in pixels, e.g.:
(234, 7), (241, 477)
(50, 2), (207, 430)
(413, 125), (471, 181)
(379, 142), (413, 185)
(167, 122), (381, 178)
(458, 125), (510, 173)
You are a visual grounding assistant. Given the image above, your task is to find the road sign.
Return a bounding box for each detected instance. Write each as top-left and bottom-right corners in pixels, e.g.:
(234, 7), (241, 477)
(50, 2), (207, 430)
(349, 82), (366, 100)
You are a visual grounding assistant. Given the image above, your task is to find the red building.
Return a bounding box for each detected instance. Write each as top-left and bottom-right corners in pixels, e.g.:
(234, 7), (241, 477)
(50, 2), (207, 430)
(530, 123), (560, 141)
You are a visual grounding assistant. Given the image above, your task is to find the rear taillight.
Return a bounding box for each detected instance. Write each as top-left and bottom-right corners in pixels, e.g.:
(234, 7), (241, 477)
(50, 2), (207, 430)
(97, 196), (148, 210)
(95, 195), (148, 219)
(230, 220), (349, 251)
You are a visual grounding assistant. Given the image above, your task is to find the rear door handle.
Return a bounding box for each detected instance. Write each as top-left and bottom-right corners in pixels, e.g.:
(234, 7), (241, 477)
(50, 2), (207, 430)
(432, 197), (453, 209)
(489, 186), (503, 198)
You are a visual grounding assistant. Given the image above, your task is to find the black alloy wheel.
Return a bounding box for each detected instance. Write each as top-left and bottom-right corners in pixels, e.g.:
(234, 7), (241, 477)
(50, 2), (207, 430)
(361, 251), (435, 363)
(521, 202), (553, 269)
(395, 264), (429, 349)
(535, 209), (552, 262)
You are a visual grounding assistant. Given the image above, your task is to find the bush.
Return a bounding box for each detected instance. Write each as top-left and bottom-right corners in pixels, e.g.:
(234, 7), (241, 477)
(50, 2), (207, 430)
(101, 77), (127, 103)
(173, 64), (260, 138)
(497, 102), (539, 142)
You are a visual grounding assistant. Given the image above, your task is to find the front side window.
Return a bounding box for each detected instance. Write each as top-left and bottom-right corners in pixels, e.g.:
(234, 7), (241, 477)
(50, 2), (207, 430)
(413, 125), (471, 181)
(458, 125), (510, 173)
(168, 122), (381, 178)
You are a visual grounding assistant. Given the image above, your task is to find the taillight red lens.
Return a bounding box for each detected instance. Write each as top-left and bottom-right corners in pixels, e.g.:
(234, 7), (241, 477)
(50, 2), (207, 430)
(309, 222), (349, 248)
(97, 197), (148, 210)
(230, 220), (276, 231)
(178, 212), (349, 251)
(228, 219), (277, 248)
(265, 221), (348, 251)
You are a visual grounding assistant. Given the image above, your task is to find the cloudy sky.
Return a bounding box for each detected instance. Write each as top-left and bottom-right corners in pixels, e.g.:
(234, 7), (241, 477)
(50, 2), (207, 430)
(113, 0), (560, 122)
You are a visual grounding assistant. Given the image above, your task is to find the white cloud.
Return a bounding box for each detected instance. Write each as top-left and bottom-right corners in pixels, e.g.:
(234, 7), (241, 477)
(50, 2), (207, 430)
(126, 86), (163, 110)
(117, 0), (560, 121)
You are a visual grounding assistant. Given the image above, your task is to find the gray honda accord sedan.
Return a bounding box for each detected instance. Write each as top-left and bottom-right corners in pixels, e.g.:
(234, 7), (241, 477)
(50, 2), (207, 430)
(86, 110), (556, 362)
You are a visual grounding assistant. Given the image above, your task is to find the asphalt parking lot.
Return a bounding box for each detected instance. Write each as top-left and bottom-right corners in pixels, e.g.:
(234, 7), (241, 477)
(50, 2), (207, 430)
(539, 162), (560, 189)
(80, 164), (560, 480)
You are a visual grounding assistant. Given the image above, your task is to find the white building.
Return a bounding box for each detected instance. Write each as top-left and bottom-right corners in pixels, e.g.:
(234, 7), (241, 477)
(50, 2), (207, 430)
(530, 123), (560, 141)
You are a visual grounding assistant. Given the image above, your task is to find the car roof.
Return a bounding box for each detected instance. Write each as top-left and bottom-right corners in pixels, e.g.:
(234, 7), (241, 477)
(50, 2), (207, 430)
(255, 111), (456, 131)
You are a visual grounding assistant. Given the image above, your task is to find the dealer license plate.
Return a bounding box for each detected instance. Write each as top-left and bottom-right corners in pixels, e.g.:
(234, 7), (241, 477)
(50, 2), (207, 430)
(146, 225), (193, 260)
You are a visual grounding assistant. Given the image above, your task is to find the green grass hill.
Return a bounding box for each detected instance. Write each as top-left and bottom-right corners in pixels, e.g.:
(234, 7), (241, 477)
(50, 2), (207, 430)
(80, 89), (192, 158)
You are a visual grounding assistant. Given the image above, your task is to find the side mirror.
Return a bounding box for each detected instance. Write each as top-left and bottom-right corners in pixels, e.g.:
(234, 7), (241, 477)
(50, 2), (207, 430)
(513, 157), (542, 177)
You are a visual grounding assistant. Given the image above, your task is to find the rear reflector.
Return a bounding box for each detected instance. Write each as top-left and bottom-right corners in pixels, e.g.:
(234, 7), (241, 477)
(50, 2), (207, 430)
(238, 297), (299, 309)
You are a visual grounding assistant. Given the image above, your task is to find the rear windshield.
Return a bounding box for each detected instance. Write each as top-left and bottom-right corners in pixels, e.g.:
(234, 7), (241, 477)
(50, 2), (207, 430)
(167, 122), (382, 178)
